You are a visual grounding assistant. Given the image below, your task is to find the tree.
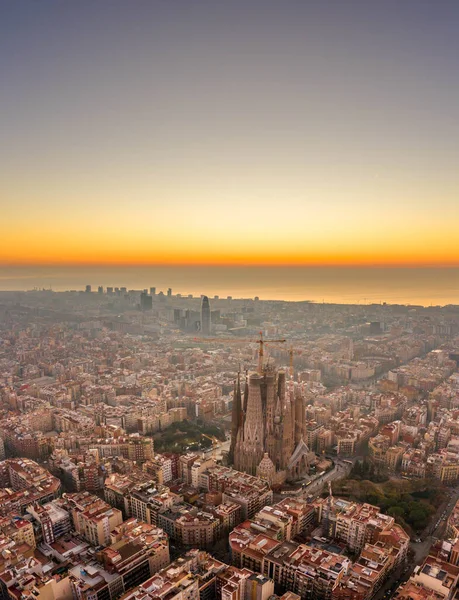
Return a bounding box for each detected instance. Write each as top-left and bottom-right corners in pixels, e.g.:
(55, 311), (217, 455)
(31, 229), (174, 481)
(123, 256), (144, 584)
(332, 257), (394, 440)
(407, 507), (429, 530)
(388, 506), (405, 519)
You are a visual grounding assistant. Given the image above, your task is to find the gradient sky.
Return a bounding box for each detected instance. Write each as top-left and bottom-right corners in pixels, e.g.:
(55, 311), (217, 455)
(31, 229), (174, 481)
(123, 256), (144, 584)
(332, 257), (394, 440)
(1, 0), (459, 266)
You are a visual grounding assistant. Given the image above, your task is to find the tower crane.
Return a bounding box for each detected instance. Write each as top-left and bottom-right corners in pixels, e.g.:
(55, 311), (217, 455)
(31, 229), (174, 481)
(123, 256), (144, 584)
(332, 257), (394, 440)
(192, 332), (286, 374)
(288, 346), (303, 379)
(201, 433), (220, 459)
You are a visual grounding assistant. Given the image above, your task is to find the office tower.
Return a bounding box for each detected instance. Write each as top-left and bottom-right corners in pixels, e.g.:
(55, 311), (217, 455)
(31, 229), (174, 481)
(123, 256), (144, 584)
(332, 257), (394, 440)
(107, 287), (113, 295)
(98, 286), (103, 294)
(85, 285), (91, 293)
(140, 292), (152, 311)
(150, 287), (156, 296)
(201, 296), (211, 335)
(167, 288), (172, 297)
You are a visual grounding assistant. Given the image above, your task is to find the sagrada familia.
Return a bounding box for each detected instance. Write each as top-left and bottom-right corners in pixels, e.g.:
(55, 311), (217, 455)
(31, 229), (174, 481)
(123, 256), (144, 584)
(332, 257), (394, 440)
(228, 364), (314, 485)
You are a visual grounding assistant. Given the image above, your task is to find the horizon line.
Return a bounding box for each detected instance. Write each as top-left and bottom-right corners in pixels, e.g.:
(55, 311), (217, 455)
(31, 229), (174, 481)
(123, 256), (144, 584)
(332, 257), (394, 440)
(1, 261), (459, 269)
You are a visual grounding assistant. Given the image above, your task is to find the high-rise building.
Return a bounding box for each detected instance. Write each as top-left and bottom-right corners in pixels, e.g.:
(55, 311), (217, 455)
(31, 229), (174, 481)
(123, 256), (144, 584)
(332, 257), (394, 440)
(140, 292), (152, 311)
(167, 288), (172, 297)
(150, 287), (156, 295)
(97, 286), (103, 294)
(85, 285), (91, 293)
(201, 295), (211, 335)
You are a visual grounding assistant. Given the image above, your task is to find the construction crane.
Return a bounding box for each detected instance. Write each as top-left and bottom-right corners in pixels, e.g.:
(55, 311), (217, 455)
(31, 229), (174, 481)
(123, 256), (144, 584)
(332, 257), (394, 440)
(288, 346), (303, 378)
(256, 333), (287, 374)
(192, 332), (286, 374)
(201, 433), (219, 459)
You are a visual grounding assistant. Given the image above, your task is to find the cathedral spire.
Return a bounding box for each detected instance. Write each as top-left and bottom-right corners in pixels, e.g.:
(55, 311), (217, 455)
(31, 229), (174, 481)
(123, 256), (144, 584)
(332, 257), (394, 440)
(233, 363), (310, 484)
(229, 371), (242, 465)
(243, 370), (249, 413)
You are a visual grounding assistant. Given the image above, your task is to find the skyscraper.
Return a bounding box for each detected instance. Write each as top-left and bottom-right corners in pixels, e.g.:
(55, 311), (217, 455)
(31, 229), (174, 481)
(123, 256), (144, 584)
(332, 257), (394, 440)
(201, 296), (211, 335)
(140, 292), (152, 311)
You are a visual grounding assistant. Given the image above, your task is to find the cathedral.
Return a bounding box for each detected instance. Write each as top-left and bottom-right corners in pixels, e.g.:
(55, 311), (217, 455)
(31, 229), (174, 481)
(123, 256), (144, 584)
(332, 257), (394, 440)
(229, 365), (314, 485)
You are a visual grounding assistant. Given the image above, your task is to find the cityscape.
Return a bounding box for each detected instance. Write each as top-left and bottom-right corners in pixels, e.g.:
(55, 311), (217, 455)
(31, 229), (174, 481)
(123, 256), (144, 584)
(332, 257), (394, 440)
(2, 2), (459, 600)
(0, 288), (459, 600)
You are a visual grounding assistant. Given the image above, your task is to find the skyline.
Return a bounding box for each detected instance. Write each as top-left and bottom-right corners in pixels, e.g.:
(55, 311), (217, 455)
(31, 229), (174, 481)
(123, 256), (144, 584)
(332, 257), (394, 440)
(1, 265), (458, 306)
(2, 2), (459, 591)
(2, 1), (459, 267)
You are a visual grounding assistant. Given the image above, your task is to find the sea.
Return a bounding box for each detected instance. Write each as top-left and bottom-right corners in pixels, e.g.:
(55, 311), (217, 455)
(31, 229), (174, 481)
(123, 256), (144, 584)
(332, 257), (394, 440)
(0, 266), (458, 306)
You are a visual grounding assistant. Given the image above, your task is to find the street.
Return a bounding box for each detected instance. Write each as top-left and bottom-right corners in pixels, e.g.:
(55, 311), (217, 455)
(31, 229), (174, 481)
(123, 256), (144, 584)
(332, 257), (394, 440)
(300, 456), (354, 497)
(373, 484), (459, 599)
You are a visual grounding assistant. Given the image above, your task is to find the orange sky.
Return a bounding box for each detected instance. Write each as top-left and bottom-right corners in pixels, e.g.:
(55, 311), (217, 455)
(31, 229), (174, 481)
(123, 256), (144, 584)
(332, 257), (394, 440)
(2, 2), (459, 268)
(2, 178), (458, 266)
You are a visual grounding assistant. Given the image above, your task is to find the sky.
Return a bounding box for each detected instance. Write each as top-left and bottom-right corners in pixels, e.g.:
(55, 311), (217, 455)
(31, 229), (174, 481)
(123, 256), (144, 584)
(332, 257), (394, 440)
(1, 0), (459, 267)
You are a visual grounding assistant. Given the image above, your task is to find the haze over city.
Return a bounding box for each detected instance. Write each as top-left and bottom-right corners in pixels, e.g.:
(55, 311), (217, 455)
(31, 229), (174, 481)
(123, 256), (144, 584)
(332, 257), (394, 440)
(2, 4), (459, 600)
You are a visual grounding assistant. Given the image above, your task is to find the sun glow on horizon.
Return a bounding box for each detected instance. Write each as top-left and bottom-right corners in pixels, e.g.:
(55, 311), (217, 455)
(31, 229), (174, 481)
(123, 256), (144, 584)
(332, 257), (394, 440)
(2, 2), (459, 269)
